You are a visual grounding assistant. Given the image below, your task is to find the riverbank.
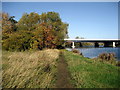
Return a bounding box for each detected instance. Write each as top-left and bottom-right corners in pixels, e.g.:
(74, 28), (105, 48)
(2, 49), (120, 88)
(64, 50), (120, 88)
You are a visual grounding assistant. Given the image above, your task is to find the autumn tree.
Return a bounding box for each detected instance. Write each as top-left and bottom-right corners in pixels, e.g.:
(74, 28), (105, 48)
(2, 12), (19, 50)
(33, 12), (68, 49)
(2, 13), (17, 39)
(2, 12), (69, 51)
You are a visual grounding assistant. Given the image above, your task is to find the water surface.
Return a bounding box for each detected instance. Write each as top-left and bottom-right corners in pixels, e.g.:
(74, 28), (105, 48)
(66, 47), (120, 60)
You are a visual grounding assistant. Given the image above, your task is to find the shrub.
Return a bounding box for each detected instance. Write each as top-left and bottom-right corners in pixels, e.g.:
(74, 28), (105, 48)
(72, 49), (83, 56)
(98, 52), (115, 61)
(116, 61), (120, 66)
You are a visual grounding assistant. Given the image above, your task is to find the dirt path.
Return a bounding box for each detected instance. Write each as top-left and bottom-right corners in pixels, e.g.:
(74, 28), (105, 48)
(56, 51), (73, 88)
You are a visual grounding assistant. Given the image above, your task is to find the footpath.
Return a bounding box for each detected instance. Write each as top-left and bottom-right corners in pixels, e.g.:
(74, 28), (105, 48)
(56, 51), (73, 88)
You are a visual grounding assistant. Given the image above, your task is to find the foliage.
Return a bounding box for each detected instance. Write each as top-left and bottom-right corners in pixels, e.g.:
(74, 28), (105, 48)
(75, 36), (84, 39)
(98, 53), (115, 61)
(116, 61), (120, 66)
(2, 12), (69, 51)
(97, 52), (117, 65)
(72, 49), (82, 55)
(2, 13), (17, 40)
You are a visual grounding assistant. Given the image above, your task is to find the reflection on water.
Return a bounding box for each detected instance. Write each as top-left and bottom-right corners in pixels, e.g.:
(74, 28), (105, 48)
(66, 47), (120, 61)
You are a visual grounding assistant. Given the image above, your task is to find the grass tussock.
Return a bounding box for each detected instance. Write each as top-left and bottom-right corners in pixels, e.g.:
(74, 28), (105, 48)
(98, 53), (115, 61)
(116, 61), (120, 66)
(2, 49), (60, 88)
(72, 49), (83, 56)
(64, 50), (120, 88)
(96, 52), (117, 65)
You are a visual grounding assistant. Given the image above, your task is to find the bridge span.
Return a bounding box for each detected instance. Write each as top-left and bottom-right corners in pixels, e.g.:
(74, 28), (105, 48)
(64, 39), (120, 49)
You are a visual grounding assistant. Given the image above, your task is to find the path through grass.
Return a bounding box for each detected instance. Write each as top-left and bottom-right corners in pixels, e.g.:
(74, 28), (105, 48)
(56, 51), (73, 88)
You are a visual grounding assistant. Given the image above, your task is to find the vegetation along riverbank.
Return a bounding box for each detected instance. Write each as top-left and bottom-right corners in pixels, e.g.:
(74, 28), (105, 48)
(2, 49), (120, 88)
(2, 11), (119, 88)
(64, 50), (120, 88)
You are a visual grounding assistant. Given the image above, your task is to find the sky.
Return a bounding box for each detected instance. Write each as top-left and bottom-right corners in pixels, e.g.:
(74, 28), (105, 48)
(2, 2), (118, 39)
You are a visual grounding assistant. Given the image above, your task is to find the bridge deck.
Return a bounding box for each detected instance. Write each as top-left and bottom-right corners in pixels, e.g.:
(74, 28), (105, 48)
(64, 39), (120, 42)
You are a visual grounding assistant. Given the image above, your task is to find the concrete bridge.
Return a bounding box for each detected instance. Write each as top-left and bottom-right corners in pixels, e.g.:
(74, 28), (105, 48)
(64, 39), (120, 49)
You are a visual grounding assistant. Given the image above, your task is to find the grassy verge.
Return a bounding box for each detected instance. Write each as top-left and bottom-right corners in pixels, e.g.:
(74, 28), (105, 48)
(2, 49), (60, 88)
(64, 50), (120, 88)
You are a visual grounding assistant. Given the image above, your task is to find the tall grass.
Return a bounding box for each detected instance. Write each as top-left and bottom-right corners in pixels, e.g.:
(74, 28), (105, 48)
(2, 49), (59, 88)
(94, 52), (118, 66)
(64, 50), (120, 88)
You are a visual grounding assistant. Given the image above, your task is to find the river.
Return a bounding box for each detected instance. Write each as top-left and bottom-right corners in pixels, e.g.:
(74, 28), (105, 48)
(66, 47), (120, 61)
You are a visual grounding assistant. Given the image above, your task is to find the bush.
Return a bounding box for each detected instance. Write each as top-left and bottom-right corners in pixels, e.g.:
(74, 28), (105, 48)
(116, 61), (120, 66)
(98, 53), (115, 61)
(72, 49), (83, 56)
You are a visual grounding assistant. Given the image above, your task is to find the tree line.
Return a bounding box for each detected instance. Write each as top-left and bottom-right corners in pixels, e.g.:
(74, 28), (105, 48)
(2, 12), (69, 51)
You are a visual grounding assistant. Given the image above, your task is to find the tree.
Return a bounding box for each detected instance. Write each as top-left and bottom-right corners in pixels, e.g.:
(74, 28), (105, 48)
(2, 13), (13, 35)
(2, 12), (19, 50)
(75, 36), (80, 39)
(17, 12), (40, 31)
(75, 36), (84, 39)
(2, 12), (69, 51)
(37, 12), (68, 49)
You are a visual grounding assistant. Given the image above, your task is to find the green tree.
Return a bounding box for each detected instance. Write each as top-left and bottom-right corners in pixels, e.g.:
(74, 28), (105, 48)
(2, 12), (69, 51)
(17, 12), (40, 31)
(75, 36), (80, 39)
(75, 36), (84, 39)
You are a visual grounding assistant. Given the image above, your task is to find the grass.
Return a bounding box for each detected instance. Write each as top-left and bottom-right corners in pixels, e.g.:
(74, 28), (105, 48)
(2, 49), (60, 88)
(2, 49), (120, 88)
(64, 50), (120, 88)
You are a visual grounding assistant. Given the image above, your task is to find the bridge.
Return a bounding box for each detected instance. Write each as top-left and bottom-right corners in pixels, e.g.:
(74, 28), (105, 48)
(64, 39), (120, 49)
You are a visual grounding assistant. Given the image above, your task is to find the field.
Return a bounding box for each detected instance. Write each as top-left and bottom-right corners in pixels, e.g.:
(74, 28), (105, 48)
(2, 49), (120, 88)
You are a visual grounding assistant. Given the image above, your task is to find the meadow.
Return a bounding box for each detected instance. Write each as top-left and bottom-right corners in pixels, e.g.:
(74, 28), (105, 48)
(2, 49), (120, 88)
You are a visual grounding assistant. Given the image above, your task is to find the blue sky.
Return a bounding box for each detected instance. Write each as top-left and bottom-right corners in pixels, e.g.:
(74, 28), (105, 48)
(2, 2), (118, 39)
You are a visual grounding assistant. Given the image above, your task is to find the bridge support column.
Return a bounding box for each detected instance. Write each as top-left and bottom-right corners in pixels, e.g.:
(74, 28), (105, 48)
(79, 42), (83, 47)
(113, 42), (116, 47)
(115, 42), (120, 47)
(72, 42), (75, 49)
(94, 42), (99, 47)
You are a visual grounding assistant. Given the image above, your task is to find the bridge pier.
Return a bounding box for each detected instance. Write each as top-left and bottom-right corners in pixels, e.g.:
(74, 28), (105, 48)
(79, 42), (83, 47)
(113, 42), (116, 47)
(115, 42), (120, 47)
(72, 42), (75, 49)
(94, 42), (99, 47)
